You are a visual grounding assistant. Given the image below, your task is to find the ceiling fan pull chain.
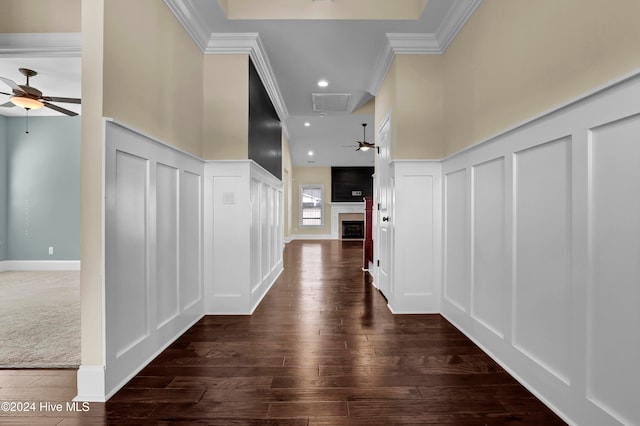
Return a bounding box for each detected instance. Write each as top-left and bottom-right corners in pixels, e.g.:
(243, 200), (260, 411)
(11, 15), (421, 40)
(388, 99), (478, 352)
(25, 108), (30, 134)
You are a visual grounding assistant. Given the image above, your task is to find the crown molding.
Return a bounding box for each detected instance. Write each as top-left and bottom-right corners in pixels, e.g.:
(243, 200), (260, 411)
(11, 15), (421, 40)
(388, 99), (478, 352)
(368, 40), (395, 96)
(367, 33), (441, 95)
(163, 0), (210, 51)
(164, 1), (289, 125)
(368, 0), (482, 95)
(387, 33), (441, 54)
(206, 33), (289, 123)
(435, 0), (482, 51)
(0, 32), (81, 57)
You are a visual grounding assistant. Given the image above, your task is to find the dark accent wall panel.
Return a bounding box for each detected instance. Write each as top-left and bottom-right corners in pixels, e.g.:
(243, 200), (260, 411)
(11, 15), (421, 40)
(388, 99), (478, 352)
(331, 167), (374, 202)
(249, 60), (282, 180)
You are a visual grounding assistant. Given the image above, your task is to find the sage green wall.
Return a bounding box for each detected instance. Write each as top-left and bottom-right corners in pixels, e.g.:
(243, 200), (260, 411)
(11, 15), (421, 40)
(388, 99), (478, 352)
(5, 116), (80, 260)
(0, 116), (7, 260)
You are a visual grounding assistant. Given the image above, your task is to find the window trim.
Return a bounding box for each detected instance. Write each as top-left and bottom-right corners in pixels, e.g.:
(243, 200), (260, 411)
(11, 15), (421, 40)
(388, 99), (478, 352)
(299, 184), (324, 227)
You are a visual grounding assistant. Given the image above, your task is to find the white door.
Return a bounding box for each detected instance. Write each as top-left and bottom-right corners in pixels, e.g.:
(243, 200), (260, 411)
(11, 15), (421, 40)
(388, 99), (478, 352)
(375, 116), (393, 301)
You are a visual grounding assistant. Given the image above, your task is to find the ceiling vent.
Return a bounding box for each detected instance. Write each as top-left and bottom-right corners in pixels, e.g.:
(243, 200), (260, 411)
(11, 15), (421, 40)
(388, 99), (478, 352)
(312, 93), (351, 113)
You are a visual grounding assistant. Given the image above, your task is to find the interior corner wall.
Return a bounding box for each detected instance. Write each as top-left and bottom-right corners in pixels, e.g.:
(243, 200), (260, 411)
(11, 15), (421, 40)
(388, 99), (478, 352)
(0, 116), (7, 261)
(202, 54), (249, 160)
(374, 56), (444, 161)
(441, 0), (640, 156)
(5, 117), (80, 261)
(103, 0), (204, 157)
(394, 55), (444, 160)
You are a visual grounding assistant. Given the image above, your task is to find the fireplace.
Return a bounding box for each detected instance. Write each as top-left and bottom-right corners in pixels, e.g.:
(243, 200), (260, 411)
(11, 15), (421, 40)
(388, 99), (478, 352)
(341, 220), (364, 240)
(331, 203), (364, 239)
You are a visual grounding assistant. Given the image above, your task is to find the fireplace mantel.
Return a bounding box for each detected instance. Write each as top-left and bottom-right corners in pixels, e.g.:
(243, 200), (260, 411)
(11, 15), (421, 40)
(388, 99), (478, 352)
(330, 202), (364, 239)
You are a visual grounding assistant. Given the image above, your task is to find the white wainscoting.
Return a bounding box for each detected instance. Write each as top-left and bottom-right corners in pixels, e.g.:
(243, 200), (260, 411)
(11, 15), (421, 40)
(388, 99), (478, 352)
(102, 121), (205, 398)
(441, 72), (640, 426)
(389, 161), (441, 313)
(204, 161), (283, 314)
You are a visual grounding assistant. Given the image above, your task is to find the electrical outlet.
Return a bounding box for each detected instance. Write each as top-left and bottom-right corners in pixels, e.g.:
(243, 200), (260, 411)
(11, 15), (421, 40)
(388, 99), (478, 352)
(48, 246), (54, 256)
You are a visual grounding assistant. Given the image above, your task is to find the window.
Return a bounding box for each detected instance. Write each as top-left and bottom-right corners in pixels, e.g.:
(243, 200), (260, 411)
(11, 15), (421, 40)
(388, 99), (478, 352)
(299, 185), (324, 226)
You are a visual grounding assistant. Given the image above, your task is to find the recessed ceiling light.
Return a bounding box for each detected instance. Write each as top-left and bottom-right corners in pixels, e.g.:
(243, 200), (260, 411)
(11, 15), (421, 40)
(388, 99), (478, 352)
(308, 151), (314, 156)
(304, 121), (311, 127)
(317, 80), (329, 88)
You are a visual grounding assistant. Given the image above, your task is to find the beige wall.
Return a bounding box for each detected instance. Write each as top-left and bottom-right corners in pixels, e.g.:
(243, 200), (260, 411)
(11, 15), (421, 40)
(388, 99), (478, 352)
(375, 55), (444, 160)
(442, 0), (640, 156)
(80, 0), (206, 366)
(282, 133), (293, 239)
(292, 167), (332, 236)
(395, 55), (444, 159)
(219, 0), (427, 20)
(202, 54), (249, 160)
(80, 0), (104, 367)
(103, 0), (204, 157)
(375, 0), (640, 160)
(0, 0), (80, 32)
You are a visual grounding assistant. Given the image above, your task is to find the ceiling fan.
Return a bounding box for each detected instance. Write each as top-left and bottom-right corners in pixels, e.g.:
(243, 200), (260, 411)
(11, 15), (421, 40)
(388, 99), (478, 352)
(355, 123), (377, 152)
(0, 68), (80, 116)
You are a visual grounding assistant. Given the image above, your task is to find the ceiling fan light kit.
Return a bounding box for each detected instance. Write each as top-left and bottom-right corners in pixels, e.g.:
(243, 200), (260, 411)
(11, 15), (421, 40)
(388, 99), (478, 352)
(0, 67), (80, 117)
(10, 96), (44, 110)
(355, 122), (378, 153)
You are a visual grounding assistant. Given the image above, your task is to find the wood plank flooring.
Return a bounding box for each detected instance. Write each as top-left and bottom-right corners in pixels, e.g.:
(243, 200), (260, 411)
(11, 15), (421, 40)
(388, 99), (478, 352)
(0, 240), (566, 425)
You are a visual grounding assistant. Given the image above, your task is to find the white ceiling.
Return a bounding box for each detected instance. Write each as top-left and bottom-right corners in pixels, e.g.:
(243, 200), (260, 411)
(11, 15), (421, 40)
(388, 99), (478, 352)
(173, 0), (480, 166)
(0, 0), (480, 167)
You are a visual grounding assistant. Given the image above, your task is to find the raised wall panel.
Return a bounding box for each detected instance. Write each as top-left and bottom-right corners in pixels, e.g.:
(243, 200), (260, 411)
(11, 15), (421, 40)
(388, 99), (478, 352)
(250, 178), (262, 289)
(471, 157), (506, 337)
(102, 121), (205, 400)
(180, 170), (202, 310)
(444, 168), (469, 311)
(270, 187), (278, 269)
(513, 137), (572, 384)
(212, 175), (246, 298)
(273, 187), (282, 266)
(205, 162), (282, 314)
(439, 73), (640, 426)
(156, 163), (179, 327)
(261, 183), (270, 280)
(391, 161), (442, 313)
(112, 150), (149, 356)
(588, 114), (640, 426)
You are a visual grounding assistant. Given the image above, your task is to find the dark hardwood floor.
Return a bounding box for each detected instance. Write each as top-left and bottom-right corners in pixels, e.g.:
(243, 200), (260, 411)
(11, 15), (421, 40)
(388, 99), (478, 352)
(0, 240), (566, 425)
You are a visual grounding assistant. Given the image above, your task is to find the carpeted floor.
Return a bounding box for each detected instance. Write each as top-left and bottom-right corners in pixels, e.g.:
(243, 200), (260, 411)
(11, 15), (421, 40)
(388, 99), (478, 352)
(0, 271), (80, 368)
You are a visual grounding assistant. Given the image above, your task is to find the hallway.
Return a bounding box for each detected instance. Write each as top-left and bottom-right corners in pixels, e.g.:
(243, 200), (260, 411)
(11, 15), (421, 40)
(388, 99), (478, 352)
(108, 240), (565, 424)
(0, 240), (565, 424)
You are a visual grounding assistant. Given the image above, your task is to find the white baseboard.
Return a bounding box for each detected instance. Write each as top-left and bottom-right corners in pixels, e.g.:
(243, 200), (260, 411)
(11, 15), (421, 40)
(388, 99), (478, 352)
(0, 260), (81, 272)
(250, 266), (283, 314)
(104, 312), (205, 401)
(74, 365), (106, 402)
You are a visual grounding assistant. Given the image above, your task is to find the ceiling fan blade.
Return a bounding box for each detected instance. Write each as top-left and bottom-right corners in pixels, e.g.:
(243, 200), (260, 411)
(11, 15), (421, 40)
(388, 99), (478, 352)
(43, 101), (78, 116)
(43, 96), (81, 104)
(1, 91), (13, 96)
(1, 101), (15, 108)
(0, 76), (23, 94)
